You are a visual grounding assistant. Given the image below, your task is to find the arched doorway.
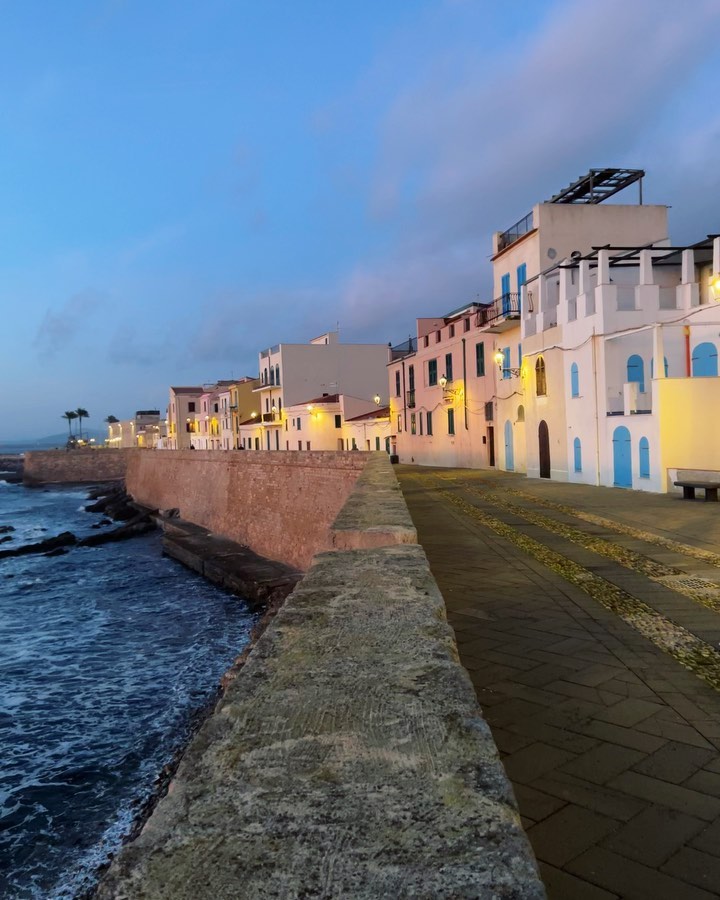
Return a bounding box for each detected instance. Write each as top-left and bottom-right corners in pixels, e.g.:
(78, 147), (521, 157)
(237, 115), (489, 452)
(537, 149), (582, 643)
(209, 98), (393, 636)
(504, 420), (514, 471)
(613, 426), (632, 488)
(538, 420), (550, 478)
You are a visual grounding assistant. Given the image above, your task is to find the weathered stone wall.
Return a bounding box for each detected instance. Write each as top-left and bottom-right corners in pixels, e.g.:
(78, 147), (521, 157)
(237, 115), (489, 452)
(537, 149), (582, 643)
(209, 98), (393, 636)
(126, 450), (370, 570)
(23, 449), (130, 485)
(98, 455), (543, 899)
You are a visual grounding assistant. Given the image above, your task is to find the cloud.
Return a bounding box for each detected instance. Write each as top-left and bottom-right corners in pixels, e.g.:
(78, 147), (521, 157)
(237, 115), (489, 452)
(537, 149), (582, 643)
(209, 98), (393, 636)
(107, 323), (174, 367)
(329, 0), (720, 335)
(34, 290), (107, 357)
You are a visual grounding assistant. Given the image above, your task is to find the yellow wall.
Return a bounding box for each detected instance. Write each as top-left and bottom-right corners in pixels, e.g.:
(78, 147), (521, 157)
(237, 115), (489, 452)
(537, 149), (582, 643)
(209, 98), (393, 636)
(657, 379), (720, 478)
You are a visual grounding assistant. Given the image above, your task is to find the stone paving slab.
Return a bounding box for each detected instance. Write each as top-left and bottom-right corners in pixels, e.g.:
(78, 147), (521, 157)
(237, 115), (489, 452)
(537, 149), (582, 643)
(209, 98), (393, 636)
(397, 466), (720, 900)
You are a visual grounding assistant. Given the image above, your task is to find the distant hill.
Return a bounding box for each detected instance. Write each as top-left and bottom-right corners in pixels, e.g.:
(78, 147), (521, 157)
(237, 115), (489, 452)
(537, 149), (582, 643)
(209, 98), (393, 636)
(0, 429), (107, 453)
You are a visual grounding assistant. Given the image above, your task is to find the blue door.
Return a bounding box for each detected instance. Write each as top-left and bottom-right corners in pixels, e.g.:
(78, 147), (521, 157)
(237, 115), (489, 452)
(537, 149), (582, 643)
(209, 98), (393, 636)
(692, 342), (718, 377)
(613, 426), (632, 488)
(501, 273), (511, 314)
(504, 420), (514, 471)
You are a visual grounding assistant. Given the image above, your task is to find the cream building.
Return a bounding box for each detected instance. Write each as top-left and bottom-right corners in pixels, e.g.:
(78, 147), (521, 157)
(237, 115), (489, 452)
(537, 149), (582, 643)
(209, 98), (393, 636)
(107, 410), (164, 449)
(166, 387), (203, 449)
(238, 331), (390, 451)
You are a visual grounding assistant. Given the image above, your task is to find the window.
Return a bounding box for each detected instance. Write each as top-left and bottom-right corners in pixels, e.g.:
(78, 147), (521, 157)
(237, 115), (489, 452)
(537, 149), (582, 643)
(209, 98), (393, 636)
(518, 344), (522, 368)
(423, 335), (429, 348)
(270, 367), (275, 385)
(436, 330), (441, 343)
(397, 415), (402, 432)
(428, 359), (438, 386)
(408, 364), (415, 390)
(188, 402), (196, 412)
(419, 414), (423, 435)
(427, 411), (433, 435)
(463, 318), (470, 333)
(570, 362), (579, 398)
(536, 357), (547, 396)
(476, 343), (485, 376)
(627, 354), (645, 392)
(501, 272), (511, 314)
(516, 263), (527, 310)
(502, 347), (511, 380)
(395, 370), (401, 396)
(276, 365), (280, 385)
(449, 324), (455, 338)
(334, 414), (341, 428)
(297, 417), (301, 430)
(410, 413), (416, 434)
(445, 352), (453, 381)
(306, 442), (311, 451)
(573, 437), (582, 472)
(691, 342), (719, 377)
(517, 404), (524, 422)
(447, 408), (455, 435)
(639, 437), (650, 478)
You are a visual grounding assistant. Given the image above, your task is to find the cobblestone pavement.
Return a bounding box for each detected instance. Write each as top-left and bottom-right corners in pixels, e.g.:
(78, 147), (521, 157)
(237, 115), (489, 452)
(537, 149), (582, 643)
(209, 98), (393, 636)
(396, 466), (720, 900)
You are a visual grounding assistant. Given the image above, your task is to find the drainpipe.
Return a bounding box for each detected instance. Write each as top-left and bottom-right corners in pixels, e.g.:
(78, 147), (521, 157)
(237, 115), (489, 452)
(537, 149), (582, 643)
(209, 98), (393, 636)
(401, 359), (407, 432)
(592, 328), (601, 486)
(462, 338), (468, 429)
(684, 325), (691, 377)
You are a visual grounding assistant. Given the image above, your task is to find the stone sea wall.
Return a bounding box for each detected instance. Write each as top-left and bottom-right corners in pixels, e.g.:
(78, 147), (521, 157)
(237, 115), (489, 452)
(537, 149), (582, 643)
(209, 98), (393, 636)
(23, 449), (130, 485)
(126, 449), (371, 570)
(98, 454), (544, 899)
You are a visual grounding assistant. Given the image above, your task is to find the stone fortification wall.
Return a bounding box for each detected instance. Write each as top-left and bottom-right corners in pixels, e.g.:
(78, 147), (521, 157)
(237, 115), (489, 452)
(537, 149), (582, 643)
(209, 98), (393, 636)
(98, 454), (543, 899)
(126, 449), (369, 571)
(23, 449), (130, 485)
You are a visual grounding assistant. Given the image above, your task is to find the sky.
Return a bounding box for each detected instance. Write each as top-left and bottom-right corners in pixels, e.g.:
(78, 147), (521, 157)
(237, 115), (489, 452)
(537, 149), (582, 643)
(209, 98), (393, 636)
(2, 0), (719, 439)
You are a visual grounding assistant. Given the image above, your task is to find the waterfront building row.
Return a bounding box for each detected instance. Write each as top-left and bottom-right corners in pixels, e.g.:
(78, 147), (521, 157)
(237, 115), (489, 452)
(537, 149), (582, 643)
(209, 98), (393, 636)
(387, 169), (720, 492)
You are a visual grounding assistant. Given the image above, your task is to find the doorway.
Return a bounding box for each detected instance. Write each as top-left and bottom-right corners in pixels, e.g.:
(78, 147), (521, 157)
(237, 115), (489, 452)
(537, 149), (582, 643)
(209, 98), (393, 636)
(487, 426), (495, 466)
(612, 425), (632, 487)
(504, 420), (514, 472)
(538, 420), (550, 478)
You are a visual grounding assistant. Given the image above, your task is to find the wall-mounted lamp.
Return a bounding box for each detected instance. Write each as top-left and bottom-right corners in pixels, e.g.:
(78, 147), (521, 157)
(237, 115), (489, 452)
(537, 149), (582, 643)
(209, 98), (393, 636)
(439, 375), (448, 389)
(494, 350), (521, 377)
(307, 404), (314, 412)
(711, 274), (720, 300)
(271, 405), (278, 414)
(373, 394), (381, 405)
(250, 411), (257, 419)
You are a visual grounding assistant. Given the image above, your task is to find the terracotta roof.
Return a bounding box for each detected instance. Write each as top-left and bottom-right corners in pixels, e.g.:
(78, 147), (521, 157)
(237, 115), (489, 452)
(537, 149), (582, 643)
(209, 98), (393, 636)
(170, 386), (203, 394)
(302, 393), (340, 405)
(238, 416), (260, 426)
(345, 406), (391, 422)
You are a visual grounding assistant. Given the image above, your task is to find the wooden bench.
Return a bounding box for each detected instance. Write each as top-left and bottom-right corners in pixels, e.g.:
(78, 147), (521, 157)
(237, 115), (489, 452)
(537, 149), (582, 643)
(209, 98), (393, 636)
(674, 481), (720, 501)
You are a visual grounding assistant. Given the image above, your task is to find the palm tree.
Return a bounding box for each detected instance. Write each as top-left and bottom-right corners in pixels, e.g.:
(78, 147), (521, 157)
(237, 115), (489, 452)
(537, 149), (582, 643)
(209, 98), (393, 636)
(62, 410), (78, 437)
(105, 415), (119, 424)
(75, 408), (89, 441)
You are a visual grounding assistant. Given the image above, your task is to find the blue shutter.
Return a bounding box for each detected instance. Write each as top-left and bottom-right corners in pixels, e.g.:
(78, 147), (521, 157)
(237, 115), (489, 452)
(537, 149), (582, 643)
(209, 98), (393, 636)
(627, 354), (645, 393)
(501, 273), (511, 314)
(639, 437), (650, 478)
(518, 343), (522, 368)
(692, 342), (718, 377)
(573, 437), (582, 472)
(570, 362), (579, 398)
(503, 347), (511, 379)
(516, 264), (526, 313)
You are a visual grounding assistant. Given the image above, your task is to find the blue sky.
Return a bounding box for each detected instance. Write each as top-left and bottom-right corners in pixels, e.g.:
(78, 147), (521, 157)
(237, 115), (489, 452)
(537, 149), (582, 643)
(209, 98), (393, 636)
(2, 0), (719, 439)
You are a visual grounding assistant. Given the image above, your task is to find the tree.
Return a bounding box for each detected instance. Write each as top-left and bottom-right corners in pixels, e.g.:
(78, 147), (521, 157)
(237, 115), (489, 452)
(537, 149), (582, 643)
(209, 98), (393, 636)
(105, 415), (119, 424)
(62, 410), (78, 437)
(75, 408), (90, 441)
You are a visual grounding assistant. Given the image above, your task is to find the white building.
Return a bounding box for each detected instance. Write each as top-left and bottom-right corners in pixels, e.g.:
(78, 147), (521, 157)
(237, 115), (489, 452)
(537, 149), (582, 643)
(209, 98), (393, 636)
(238, 331), (390, 451)
(522, 234), (720, 491)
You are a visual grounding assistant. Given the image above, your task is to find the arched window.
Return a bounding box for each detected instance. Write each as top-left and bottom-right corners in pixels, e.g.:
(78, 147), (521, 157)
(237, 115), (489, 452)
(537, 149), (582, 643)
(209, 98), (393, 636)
(269, 367), (275, 385)
(535, 357), (547, 396)
(639, 437), (650, 478)
(276, 364), (281, 385)
(573, 437), (582, 473)
(627, 354), (645, 392)
(570, 362), (579, 398)
(517, 404), (525, 423)
(650, 357), (669, 378)
(692, 342), (718, 377)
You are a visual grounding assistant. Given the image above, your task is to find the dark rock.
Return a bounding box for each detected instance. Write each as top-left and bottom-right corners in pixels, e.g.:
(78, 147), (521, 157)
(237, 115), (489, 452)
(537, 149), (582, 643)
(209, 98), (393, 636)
(0, 525), (15, 534)
(0, 531), (77, 559)
(159, 508), (180, 519)
(44, 547), (68, 557)
(0, 536), (12, 544)
(77, 520), (155, 547)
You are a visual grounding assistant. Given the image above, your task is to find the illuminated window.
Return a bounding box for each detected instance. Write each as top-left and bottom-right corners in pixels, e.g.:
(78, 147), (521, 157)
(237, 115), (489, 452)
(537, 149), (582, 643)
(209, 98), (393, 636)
(535, 357), (547, 396)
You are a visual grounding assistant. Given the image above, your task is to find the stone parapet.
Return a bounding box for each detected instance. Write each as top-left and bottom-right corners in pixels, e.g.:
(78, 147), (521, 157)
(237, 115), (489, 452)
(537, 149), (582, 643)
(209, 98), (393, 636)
(97, 543), (543, 899)
(23, 449), (130, 485)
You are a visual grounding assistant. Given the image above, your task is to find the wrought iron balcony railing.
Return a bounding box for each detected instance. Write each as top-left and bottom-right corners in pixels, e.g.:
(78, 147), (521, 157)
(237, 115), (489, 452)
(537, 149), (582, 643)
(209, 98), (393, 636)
(475, 293), (521, 328)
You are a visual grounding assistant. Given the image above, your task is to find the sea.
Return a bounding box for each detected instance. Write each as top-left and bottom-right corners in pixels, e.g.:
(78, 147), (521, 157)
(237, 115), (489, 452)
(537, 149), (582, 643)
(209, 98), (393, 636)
(0, 475), (258, 898)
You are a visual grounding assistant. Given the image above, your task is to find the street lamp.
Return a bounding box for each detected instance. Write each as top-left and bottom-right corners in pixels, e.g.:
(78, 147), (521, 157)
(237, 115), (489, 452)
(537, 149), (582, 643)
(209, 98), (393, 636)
(711, 274), (720, 300)
(373, 394), (381, 406)
(439, 375), (448, 389)
(494, 350), (521, 377)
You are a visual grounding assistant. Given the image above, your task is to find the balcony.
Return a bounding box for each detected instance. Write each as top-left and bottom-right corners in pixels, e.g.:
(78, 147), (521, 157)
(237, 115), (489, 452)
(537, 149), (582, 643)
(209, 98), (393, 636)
(261, 412), (282, 424)
(390, 337), (417, 361)
(497, 213), (533, 252)
(406, 389), (416, 409)
(475, 293), (522, 333)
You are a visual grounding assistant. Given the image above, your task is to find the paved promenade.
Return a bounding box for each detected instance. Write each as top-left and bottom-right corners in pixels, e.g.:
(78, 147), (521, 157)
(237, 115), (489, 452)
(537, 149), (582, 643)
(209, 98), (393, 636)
(397, 466), (720, 900)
